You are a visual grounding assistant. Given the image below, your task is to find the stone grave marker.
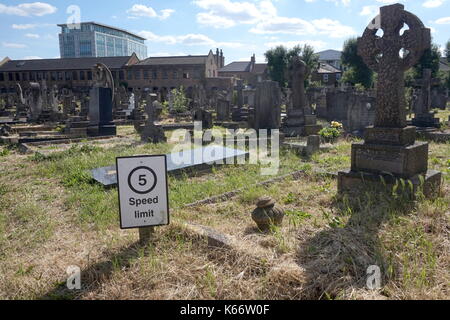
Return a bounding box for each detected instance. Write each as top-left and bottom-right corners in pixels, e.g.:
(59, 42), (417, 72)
(411, 68), (440, 127)
(338, 3), (441, 197)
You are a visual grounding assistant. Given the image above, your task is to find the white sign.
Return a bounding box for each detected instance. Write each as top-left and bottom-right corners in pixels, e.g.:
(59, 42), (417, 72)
(116, 155), (169, 229)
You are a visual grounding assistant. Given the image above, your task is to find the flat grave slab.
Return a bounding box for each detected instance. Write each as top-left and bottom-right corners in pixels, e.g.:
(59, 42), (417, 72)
(91, 145), (249, 187)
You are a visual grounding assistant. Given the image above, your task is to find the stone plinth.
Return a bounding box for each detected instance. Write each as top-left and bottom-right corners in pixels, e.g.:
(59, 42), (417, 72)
(338, 169), (441, 198)
(411, 114), (440, 128)
(87, 87), (117, 137)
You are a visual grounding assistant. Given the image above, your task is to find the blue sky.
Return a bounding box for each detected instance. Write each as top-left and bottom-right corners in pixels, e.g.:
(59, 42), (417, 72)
(0, 0), (449, 64)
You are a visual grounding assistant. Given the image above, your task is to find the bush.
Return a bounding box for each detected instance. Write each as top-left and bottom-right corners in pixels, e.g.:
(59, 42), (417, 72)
(171, 86), (188, 114)
(319, 122), (343, 143)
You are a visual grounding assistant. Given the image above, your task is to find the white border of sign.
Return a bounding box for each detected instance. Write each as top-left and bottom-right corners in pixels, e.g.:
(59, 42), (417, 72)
(116, 155), (170, 229)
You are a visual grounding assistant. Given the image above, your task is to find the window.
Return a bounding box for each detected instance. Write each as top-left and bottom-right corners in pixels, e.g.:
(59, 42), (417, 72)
(51, 72), (57, 81)
(119, 71), (124, 80)
(22, 73), (28, 81)
(323, 74), (329, 83)
(0, 73), (4, 82)
(152, 71), (157, 79)
(65, 72), (71, 81)
(127, 70), (133, 80)
(80, 71), (85, 80)
(8, 73), (13, 81)
(336, 73), (341, 81)
(30, 72), (36, 81)
(72, 71), (78, 80)
(57, 72), (63, 81)
(143, 70), (149, 79)
(112, 71), (117, 80)
(87, 71), (92, 80)
(183, 72), (189, 79)
(15, 73), (20, 81)
(134, 70), (141, 80)
(37, 72), (42, 81)
(162, 71), (168, 79)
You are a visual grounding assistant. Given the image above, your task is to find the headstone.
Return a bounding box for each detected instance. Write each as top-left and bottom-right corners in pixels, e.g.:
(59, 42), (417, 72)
(411, 68), (440, 127)
(338, 3), (441, 197)
(236, 80), (244, 109)
(87, 63), (117, 136)
(28, 82), (43, 121)
(193, 109), (213, 129)
(305, 135), (320, 156)
(140, 93), (166, 143)
(284, 56), (321, 136)
(253, 80), (281, 130)
(216, 97), (231, 122)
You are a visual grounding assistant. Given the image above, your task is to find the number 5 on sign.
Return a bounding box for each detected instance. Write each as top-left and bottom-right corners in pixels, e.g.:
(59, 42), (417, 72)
(116, 155), (169, 229)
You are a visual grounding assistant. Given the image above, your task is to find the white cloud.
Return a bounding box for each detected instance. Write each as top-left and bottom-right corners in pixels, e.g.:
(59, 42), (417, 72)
(12, 23), (52, 30)
(0, 2), (57, 17)
(423, 0), (446, 8)
(139, 31), (243, 48)
(250, 16), (356, 38)
(25, 33), (40, 39)
(194, 0), (276, 27)
(2, 42), (27, 49)
(360, 5), (378, 17)
(435, 16), (450, 24)
(264, 40), (328, 51)
(126, 5), (174, 20)
(23, 56), (42, 60)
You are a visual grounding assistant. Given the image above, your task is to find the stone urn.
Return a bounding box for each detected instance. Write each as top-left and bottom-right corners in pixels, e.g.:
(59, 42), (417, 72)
(251, 196), (285, 232)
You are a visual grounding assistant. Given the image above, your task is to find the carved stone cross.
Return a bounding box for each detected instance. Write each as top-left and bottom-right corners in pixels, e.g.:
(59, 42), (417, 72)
(288, 56), (309, 111)
(413, 68), (440, 114)
(357, 4), (430, 128)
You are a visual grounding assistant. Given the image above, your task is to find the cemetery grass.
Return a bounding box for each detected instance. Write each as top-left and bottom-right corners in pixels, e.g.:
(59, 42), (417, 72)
(0, 128), (448, 300)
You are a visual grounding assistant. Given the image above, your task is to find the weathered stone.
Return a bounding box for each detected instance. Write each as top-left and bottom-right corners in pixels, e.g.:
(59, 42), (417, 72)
(338, 4), (441, 197)
(252, 197), (284, 232)
(306, 135), (320, 156)
(253, 80), (281, 130)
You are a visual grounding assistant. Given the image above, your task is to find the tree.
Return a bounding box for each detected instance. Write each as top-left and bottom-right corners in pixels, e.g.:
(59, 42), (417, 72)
(445, 40), (450, 62)
(341, 37), (373, 88)
(413, 42), (441, 78)
(171, 86), (188, 113)
(265, 46), (288, 88)
(265, 44), (319, 88)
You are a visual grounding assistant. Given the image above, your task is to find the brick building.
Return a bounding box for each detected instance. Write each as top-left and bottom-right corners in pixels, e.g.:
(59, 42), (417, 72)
(218, 54), (268, 87)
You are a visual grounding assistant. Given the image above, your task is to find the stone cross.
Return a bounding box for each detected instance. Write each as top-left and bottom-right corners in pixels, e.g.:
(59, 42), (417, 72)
(236, 80), (244, 108)
(357, 3), (430, 128)
(288, 56), (309, 111)
(413, 68), (440, 114)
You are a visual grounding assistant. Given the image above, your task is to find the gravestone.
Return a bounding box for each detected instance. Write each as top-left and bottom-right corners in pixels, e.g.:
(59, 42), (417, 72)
(253, 80), (281, 130)
(305, 135), (320, 156)
(140, 93), (166, 143)
(28, 82), (43, 121)
(411, 68), (440, 127)
(338, 3), (441, 197)
(216, 98), (231, 122)
(284, 56), (321, 136)
(87, 63), (117, 136)
(236, 80), (244, 109)
(431, 88), (447, 110)
(193, 108), (213, 129)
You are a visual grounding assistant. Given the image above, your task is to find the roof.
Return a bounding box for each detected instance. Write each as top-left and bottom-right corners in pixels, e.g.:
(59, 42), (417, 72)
(137, 55), (209, 66)
(0, 55), (137, 72)
(317, 63), (341, 74)
(439, 58), (450, 72)
(317, 49), (342, 61)
(219, 61), (252, 73)
(253, 63), (267, 74)
(57, 21), (146, 40)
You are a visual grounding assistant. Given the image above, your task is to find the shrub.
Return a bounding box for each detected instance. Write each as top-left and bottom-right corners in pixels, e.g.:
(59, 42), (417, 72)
(319, 122), (343, 143)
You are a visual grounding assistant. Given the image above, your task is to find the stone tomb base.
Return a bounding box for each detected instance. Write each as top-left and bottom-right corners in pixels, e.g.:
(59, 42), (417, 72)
(283, 125), (322, 137)
(411, 114), (440, 128)
(338, 169), (442, 198)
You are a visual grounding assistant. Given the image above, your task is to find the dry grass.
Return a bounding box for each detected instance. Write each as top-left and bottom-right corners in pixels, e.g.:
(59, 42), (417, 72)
(0, 130), (448, 300)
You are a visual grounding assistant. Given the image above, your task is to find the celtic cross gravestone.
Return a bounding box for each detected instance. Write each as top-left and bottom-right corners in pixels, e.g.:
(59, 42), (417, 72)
(338, 3), (441, 197)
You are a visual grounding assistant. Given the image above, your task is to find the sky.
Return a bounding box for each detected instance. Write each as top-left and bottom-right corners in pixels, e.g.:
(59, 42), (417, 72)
(0, 0), (449, 64)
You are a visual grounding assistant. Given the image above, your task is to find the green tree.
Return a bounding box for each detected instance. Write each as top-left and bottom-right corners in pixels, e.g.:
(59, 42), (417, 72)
(341, 37), (374, 88)
(171, 86), (188, 113)
(445, 40), (450, 62)
(265, 45), (288, 88)
(265, 44), (319, 88)
(413, 43), (441, 78)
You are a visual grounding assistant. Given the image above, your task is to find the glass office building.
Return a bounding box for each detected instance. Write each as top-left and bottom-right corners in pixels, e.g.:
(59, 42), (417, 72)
(58, 22), (147, 59)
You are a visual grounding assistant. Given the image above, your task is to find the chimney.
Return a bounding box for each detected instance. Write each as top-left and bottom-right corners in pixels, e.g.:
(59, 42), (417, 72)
(220, 49), (224, 68)
(216, 48), (220, 67)
(251, 54), (256, 71)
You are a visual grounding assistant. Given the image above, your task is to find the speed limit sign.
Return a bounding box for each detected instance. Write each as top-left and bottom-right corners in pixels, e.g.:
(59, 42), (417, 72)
(116, 155), (169, 229)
